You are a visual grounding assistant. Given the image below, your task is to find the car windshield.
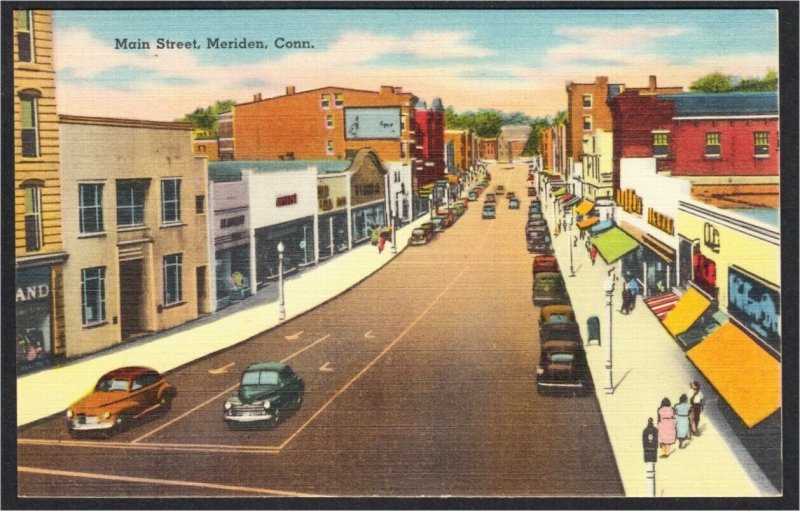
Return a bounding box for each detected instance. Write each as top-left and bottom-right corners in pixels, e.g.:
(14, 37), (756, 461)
(96, 378), (130, 392)
(544, 328), (578, 341)
(549, 353), (575, 362)
(241, 370), (279, 386)
(547, 314), (572, 323)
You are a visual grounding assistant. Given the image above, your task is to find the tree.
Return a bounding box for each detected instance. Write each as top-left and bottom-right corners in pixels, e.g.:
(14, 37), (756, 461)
(522, 113), (563, 156)
(690, 71), (733, 93)
(690, 69), (777, 93)
(473, 110), (503, 138)
(733, 68), (778, 92)
(179, 99), (236, 136)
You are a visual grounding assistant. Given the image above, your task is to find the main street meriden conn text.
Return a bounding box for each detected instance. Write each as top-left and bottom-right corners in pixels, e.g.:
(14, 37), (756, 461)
(114, 37), (314, 50)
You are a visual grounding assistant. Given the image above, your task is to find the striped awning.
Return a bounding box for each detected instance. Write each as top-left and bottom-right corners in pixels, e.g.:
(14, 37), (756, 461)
(563, 195), (582, 208)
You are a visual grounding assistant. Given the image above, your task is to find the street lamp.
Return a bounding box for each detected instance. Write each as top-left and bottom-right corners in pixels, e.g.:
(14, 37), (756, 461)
(603, 269), (615, 394)
(568, 212), (576, 277)
(391, 213), (397, 254)
(277, 241), (285, 321)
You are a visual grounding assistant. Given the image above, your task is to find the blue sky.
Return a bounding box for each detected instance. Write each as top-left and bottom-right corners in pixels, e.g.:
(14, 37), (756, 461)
(52, 8), (779, 120)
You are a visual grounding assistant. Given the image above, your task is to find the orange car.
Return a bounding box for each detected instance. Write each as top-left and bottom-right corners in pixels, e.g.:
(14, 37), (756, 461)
(65, 366), (176, 436)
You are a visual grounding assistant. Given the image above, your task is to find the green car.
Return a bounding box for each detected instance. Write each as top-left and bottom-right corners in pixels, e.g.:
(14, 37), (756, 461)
(224, 362), (304, 428)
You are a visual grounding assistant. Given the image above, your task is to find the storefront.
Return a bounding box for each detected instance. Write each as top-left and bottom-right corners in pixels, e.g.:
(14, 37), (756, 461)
(215, 244), (251, 309)
(349, 148), (388, 242)
(16, 265), (53, 374)
(318, 211), (349, 258)
(351, 203), (386, 244)
(255, 217), (316, 283)
(211, 178), (252, 310)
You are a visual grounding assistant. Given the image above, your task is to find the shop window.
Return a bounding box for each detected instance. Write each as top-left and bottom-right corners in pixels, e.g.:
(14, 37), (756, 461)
(583, 115), (592, 131)
(754, 132), (769, 157)
(79, 183), (104, 234)
(334, 93), (344, 108)
(16, 10), (34, 63)
(116, 180), (146, 227)
(163, 254), (183, 305)
(705, 132), (720, 157)
(326, 114), (333, 129)
(320, 94), (330, 109)
(81, 267), (106, 325)
(653, 132), (669, 157)
(19, 92), (40, 157)
(23, 184), (42, 251)
(161, 178), (181, 224)
(582, 94), (592, 108)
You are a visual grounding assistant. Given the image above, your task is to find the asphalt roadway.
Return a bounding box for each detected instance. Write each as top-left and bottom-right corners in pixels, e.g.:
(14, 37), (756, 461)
(17, 162), (624, 498)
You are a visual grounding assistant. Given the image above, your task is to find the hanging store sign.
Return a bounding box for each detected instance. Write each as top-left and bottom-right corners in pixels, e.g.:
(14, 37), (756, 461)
(704, 222), (720, 253)
(647, 208), (674, 236)
(616, 188), (642, 215)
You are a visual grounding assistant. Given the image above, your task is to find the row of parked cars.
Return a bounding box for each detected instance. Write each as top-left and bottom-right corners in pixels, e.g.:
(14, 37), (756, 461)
(65, 362), (306, 437)
(526, 192), (591, 396)
(409, 200), (470, 246)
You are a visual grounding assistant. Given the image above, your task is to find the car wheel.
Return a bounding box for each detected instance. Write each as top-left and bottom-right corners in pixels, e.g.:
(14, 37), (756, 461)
(271, 409), (281, 426)
(159, 395), (172, 414)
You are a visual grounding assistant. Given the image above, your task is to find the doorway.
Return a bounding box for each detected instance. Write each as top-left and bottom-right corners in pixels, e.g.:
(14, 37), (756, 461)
(119, 259), (147, 340)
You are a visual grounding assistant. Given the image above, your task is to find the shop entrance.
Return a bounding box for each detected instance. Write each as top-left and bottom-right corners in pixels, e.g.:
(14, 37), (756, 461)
(119, 259), (147, 340)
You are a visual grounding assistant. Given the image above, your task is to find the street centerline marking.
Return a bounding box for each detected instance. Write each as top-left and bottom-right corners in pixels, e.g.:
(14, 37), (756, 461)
(18, 437), (281, 454)
(18, 466), (322, 496)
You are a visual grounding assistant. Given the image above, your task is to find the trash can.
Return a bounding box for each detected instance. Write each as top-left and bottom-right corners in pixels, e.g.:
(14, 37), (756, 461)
(586, 315), (601, 345)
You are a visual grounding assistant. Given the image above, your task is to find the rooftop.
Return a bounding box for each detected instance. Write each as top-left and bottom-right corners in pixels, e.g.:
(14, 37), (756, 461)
(209, 159), (352, 182)
(660, 92), (778, 117)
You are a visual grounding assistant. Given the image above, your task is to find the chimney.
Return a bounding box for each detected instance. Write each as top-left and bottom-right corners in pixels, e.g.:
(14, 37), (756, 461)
(649, 75), (657, 91)
(286, 86), (295, 95)
(253, 92), (262, 101)
(380, 85), (393, 94)
(596, 76), (609, 86)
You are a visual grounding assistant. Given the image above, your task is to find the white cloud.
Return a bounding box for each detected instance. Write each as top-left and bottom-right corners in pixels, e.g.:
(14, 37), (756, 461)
(547, 25), (687, 65)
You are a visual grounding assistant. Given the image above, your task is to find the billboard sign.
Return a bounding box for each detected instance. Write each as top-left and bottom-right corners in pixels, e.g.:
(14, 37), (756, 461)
(344, 107), (401, 140)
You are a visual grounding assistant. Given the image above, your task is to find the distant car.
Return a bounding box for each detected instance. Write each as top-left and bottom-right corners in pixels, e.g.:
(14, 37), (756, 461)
(495, 185), (506, 197)
(482, 204), (497, 219)
(526, 219), (547, 230)
(532, 271), (569, 305)
(506, 191), (516, 200)
(409, 227), (434, 246)
(530, 199), (542, 209)
(430, 217), (446, 232)
(538, 304), (576, 329)
(224, 362), (304, 428)
(468, 190), (478, 201)
(536, 323), (589, 395)
(419, 222), (437, 236)
(528, 211), (544, 221)
(66, 367), (176, 437)
(533, 255), (559, 274)
(508, 198), (521, 209)
(484, 193), (496, 204)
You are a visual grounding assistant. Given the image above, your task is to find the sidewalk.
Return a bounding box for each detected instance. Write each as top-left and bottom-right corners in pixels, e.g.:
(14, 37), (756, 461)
(542, 196), (778, 497)
(16, 217), (429, 428)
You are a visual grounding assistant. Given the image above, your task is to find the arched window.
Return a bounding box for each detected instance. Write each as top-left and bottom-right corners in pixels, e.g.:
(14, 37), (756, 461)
(19, 89), (42, 157)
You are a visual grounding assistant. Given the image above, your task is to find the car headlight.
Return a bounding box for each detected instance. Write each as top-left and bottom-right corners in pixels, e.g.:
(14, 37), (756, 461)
(224, 401), (232, 410)
(263, 400), (271, 410)
(101, 412), (111, 420)
(66, 410), (73, 419)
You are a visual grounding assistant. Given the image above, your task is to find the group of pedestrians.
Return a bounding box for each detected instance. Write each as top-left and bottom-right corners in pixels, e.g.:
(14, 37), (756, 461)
(652, 381), (706, 458)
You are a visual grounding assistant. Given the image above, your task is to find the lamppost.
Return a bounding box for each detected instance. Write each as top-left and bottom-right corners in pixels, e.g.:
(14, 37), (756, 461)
(391, 213), (398, 254)
(603, 269), (615, 394)
(277, 241), (285, 321)
(568, 211), (576, 277)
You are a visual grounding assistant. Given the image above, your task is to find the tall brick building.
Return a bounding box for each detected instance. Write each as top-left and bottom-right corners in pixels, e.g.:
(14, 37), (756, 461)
(413, 98), (445, 186)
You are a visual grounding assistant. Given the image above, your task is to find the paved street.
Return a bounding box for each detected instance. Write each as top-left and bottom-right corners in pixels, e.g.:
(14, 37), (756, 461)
(18, 163), (624, 497)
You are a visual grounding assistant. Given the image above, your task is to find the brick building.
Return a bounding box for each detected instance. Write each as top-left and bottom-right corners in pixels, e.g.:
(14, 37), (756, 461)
(497, 125), (532, 163)
(478, 138), (498, 161)
(412, 98), (445, 187)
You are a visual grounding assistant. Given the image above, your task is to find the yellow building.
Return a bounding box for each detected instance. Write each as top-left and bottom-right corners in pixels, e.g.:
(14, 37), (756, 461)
(14, 10), (67, 373)
(444, 129), (475, 172)
(59, 116), (211, 358)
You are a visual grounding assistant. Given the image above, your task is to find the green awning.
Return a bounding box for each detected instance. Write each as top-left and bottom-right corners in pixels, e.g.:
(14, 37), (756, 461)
(591, 227), (639, 264)
(552, 187), (567, 198)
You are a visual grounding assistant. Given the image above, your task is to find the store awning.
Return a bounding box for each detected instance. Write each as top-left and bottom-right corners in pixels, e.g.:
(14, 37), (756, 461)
(642, 234), (676, 265)
(662, 287), (712, 337)
(446, 174), (459, 184)
(590, 227), (639, 264)
(552, 187), (567, 198)
(577, 216), (600, 230)
(618, 221), (647, 243)
(589, 218), (614, 234)
(687, 321), (781, 428)
(561, 193), (575, 203)
(574, 199), (595, 216)
(563, 195), (583, 208)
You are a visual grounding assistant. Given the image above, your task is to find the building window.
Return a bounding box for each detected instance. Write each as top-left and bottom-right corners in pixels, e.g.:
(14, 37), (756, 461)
(705, 132), (721, 157)
(81, 267), (106, 325)
(79, 183), (104, 234)
(116, 180), (146, 228)
(335, 93), (344, 108)
(754, 132), (769, 156)
(20, 94), (40, 157)
(583, 115), (592, 131)
(16, 10), (34, 63)
(161, 178), (181, 224)
(195, 195), (205, 214)
(320, 94), (330, 109)
(653, 133), (669, 157)
(582, 94), (592, 108)
(326, 140), (334, 155)
(326, 114), (333, 129)
(23, 185), (42, 251)
(163, 254), (182, 305)
(394, 171), (401, 183)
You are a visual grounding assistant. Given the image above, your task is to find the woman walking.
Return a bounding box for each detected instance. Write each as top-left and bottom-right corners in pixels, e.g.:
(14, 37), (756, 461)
(674, 394), (692, 448)
(657, 397), (677, 457)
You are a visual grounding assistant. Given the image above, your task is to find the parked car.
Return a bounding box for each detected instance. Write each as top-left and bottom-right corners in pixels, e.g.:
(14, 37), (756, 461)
(526, 219), (547, 230)
(65, 367), (176, 437)
(224, 362), (304, 428)
(495, 185), (506, 197)
(527, 186), (537, 197)
(482, 204), (497, 219)
(530, 199), (542, 209)
(508, 198), (521, 209)
(538, 304), (576, 329)
(536, 323), (589, 395)
(533, 255), (559, 274)
(409, 227), (434, 246)
(532, 271), (569, 305)
(528, 236), (553, 254)
(430, 216), (446, 232)
(419, 222), (437, 237)
(467, 190), (478, 201)
(528, 211), (544, 221)
(506, 191), (516, 200)
(484, 193), (496, 204)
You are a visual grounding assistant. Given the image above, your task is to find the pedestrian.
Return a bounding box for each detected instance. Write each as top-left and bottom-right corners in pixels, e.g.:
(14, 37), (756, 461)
(657, 397), (677, 457)
(674, 394), (692, 448)
(627, 277), (640, 311)
(689, 381), (705, 436)
(371, 225), (380, 246)
(562, 218), (568, 232)
(378, 226), (390, 253)
(573, 235), (578, 247)
(643, 418), (659, 464)
(620, 287), (631, 314)
(590, 244), (598, 266)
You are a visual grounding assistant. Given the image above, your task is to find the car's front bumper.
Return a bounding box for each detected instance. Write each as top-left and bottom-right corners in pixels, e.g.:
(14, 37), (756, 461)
(537, 380), (584, 388)
(224, 413), (275, 423)
(66, 418), (116, 431)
